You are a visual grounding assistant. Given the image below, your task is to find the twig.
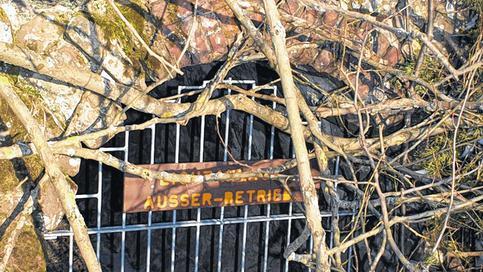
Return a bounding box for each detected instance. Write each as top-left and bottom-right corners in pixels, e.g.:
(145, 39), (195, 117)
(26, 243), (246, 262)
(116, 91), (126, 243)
(431, 66), (473, 253)
(301, 0), (459, 77)
(0, 76), (101, 271)
(54, 146), (289, 184)
(327, 194), (483, 256)
(0, 179), (39, 272)
(177, 0), (199, 66)
(106, 0), (183, 76)
(225, 0), (276, 64)
(262, 0), (330, 270)
(369, 230), (387, 272)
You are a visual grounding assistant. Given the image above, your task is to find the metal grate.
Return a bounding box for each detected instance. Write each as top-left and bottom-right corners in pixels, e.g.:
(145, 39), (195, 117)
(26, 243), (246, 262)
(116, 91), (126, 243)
(44, 79), (355, 271)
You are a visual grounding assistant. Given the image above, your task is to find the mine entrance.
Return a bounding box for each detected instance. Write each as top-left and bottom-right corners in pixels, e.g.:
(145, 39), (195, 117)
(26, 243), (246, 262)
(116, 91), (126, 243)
(43, 64), (355, 272)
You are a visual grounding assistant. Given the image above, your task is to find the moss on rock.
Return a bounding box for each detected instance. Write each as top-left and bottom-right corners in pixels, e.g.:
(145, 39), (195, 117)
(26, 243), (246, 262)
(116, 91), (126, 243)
(88, 0), (148, 66)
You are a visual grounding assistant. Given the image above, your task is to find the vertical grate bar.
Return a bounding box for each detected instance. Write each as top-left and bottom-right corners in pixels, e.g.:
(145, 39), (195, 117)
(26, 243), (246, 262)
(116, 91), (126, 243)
(171, 86), (183, 272)
(308, 237), (314, 272)
(284, 150), (296, 272)
(96, 161), (102, 259)
(284, 202), (293, 272)
(120, 131), (129, 272)
(217, 88), (231, 272)
(69, 232), (73, 272)
(194, 115), (206, 272)
(240, 87), (255, 272)
(263, 86), (277, 272)
(146, 124), (156, 272)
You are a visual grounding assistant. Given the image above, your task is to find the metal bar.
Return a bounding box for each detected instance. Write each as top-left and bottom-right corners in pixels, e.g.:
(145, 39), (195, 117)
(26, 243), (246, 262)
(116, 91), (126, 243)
(308, 237), (314, 272)
(69, 233), (73, 272)
(217, 87), (231, 272)
(284, 202), (293, 272)
(263, 86), (277, 272)
(99, 147), (125, 152)
(338, 156), (354, 272)
(146, 124), (156, 272)
(46, 212), (355, 238)
(240, 84), (255, 272)
(96, 160), (102, 259)
(76, 194), (99, 199)
(194, 115), (206, 272)
(171, 86), (183, 272)
(284, 151), (296, 272)
(120, 131), (129, 272)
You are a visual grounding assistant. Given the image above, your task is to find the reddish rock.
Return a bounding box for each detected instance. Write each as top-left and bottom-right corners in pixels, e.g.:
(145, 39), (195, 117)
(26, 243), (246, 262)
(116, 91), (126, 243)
(173, 1), (193, 21)
(181, 16), (196, 38)
(296, 47), (318, 65)
(15, 15), (63, 53)
(376, 33), (390, 57)
(193, 27), (213, 63)
(149, 0), (168, 19)
(283, 0), (299, 15)
(38, 176), (78, 231)
(210, 1), (233, 17)
(384, 46), (400, 66)
(166, 42), (185, 66)
(248, 10), (264, 23)
(305, 9), (321, 26)
(348, 74), (370, 101)
(312, 49), (334, 71)
(355, 22), (372, 41)
(322, 11), (339, 27)
(208, 33), (228, 60)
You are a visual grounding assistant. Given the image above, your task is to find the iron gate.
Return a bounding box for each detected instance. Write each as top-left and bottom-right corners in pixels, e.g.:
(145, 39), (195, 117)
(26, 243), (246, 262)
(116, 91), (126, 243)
(44, 79), (355, 271)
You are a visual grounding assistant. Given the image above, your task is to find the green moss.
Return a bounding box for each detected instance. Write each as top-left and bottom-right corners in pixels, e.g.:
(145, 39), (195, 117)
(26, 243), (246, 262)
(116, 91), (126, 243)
(89, 1), (148, 63)
(463, 0), (483, 13)
(402, 56), (444, 96)
(0, 224), (46, 272)
(0, 8), (9, 23)
(0, 78), (48, 271)
(54, 12), (71, 25)
(0, 73), (62, 144)
(0, 161), (19, 191)
(165, 2), (185, 37)
(417, 128), (482, 178)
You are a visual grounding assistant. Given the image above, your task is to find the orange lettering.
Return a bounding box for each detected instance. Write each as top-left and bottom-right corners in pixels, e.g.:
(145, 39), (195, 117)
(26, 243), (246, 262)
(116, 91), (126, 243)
(224, 192), (234, 205)
(266, 190), (271, 202)
(202, 193), (212, 206)
(235, 191), (244, 205)
(157, 195), (168, 209)
(282, 190), (291, 201)
(180, 194), (190, 207)
(273, 189), (282, 201)
(257, 190), (266, 202)
(246, 190), (256, 202)
(144, 196), (154, 210)
(191, 193), (200, 206)
(169, 195), (179, 207)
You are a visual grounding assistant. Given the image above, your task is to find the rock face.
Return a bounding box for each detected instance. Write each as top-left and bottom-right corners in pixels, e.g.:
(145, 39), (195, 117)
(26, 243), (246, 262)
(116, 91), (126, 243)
(0, 0), (409, 138)
(0, 0), (471, 270)
(0, 0), (408, 234)
(0, 86), (47, 272)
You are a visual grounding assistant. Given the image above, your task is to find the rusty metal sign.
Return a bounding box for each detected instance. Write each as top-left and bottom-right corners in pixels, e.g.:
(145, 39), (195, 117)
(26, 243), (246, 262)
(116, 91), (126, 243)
(123, 159), (320, 213)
